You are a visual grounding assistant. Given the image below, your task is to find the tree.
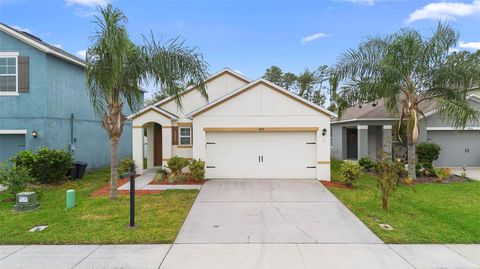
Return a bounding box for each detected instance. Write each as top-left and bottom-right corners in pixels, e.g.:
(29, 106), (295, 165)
(263, 66), (284, 86)
(334, 23), (479, 180)
(86, 4), (209, 198)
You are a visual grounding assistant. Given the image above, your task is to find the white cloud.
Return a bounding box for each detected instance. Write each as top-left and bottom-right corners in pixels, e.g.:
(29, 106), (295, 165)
(459, 41), (480, 50)
(52, 44), (63, 49)
(65, 0), (108, 7)
(406, 0), (480, 23)
(300, 32), (330, 44)
(344, 0), (375, 5)
(75, 50), (87, 59)
(10, 25), (31, 33)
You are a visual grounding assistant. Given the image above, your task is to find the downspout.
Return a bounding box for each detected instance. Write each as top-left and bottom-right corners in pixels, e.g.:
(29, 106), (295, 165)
(70, 113), (75, 156)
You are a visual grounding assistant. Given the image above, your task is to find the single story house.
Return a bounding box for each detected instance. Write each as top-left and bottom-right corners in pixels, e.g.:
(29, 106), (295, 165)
(331, 93), (480, 167)
(0, 23), (139, 167)
(129, 68), (336, 180)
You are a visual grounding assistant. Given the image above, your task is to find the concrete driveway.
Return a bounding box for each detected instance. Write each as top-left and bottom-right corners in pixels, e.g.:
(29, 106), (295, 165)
(175, 179), (381, 244)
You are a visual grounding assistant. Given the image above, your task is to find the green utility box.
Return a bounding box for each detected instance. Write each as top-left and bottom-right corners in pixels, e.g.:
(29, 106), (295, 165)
(13, 192), (40, 212)
(66, 189), (76, 209)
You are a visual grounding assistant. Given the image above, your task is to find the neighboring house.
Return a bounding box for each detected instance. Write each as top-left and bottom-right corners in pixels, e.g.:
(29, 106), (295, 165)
(0, 23), (138, 168)
(129, 68), (336, 180)
(331, 94), (480, 167)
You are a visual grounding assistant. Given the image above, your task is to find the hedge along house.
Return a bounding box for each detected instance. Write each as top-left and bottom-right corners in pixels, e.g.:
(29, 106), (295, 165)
(129, 68), (336, 180)
(0, 23), (139, 167)
(331, 93), (480, 167)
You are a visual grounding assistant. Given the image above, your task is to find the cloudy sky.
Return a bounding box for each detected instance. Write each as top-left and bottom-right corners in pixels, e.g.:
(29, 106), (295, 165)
(1, 0), (479, 94)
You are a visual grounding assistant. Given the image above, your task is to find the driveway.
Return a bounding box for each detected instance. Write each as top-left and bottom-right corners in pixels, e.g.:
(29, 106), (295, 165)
(175, 179), (381, 244)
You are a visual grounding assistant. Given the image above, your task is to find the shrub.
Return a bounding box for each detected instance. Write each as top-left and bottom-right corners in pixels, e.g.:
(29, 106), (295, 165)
(154, 167), (168, 182)
(167, 156), (189, 174)
(11, 148), (73, 184)
(339, 161), (361, 186)
(168, 172), (187, 184)
(0, 163), (32, 198)
(118, 158), (136, 176)
(189, 159), (205, 181)
(416, 142), (441, 165)
(437, 167), (452, 182)
(375, 158), (400, 211)
(358, 157), (374, 171)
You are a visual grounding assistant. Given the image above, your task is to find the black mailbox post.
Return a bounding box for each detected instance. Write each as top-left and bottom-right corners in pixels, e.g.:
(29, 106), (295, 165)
(122, 163), (136, 228)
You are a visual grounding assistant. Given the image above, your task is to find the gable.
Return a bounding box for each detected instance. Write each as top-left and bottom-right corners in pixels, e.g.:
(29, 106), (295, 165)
(191, 81), (333, 118)
(159, 70), (249, 118)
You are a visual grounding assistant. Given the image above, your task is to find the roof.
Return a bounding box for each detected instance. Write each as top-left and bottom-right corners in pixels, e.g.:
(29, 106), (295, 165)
(128, 106), (178, 120)
(0, 23), (85, 67)
(187, 78), (337, 118)
(152, 68), (251, 108)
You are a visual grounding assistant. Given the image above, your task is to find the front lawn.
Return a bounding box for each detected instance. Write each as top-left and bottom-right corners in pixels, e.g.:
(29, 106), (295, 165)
(328, 160), (480, 244)
(0, 169), (197, 244)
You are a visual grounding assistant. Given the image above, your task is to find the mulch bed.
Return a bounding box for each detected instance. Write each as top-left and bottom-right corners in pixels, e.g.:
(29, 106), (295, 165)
(148, 176), (205, 185)
(405, 174), (471, 184)
(90, 177), (163, 197)
(320, 180), (354, 189)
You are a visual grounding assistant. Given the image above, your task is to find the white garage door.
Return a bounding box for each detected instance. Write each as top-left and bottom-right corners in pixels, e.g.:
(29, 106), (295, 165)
(428, 130), (480, 167)
(205, 132), (317, 179)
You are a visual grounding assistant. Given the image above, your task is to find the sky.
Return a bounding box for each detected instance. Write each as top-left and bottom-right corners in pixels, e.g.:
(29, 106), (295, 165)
(1, 0), (479, 96)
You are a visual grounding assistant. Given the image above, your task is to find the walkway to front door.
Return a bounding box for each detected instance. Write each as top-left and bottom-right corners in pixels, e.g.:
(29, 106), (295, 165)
(175, 178), (381, 244)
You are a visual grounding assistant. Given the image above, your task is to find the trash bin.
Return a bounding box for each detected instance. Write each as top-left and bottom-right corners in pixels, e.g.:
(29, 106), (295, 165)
(70, 161), (88, 179)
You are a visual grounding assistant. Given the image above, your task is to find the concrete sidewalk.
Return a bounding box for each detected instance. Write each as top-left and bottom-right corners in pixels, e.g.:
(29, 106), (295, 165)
(0, 244), (478, 269)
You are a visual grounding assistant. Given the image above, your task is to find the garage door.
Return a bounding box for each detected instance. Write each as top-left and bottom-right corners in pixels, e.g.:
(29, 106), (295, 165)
(427, 130), (480, 167)
(205, 132), (317, 179)
(0, 134), (26, 163)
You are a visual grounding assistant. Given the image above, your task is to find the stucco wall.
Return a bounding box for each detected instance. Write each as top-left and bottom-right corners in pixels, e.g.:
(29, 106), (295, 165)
(0, 31), (135, 168)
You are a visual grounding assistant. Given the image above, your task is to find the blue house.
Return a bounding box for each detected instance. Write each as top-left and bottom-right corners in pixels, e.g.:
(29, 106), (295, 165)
(0, 23), (138, 168)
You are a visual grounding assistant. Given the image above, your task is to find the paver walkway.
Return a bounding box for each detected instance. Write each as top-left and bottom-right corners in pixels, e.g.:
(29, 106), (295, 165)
(117, 171), (201, 191)
(1, 179), (478, 268)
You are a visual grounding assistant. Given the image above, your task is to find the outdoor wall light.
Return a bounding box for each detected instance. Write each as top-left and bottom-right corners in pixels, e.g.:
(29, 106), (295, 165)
(322, 128), (327, 136)
(32, 130), (38, 138)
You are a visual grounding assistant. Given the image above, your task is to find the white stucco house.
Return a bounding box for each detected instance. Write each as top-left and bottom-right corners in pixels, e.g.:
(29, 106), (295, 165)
(128, 68), (336, 180)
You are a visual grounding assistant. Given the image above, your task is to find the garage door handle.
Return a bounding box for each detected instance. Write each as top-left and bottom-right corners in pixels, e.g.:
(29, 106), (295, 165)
(306, 166), (316, 168)
(206, 166), (215, 169)
(261, 156), (263, 162)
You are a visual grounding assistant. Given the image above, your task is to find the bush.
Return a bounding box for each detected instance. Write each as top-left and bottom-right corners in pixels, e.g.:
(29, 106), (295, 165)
(189, 159), (205, 181)
(11, 148), (73, 184)
(0, 163), (32, 198)
(168, 172), (187, 184)
(437, 167), (452, 182)
(375, 158), (400, 211)
(358, 157), (374, 171)
(154, 167), (168, 182)
(416, 142), (441, 165)
(167, 156), (189, 174)
(339, 161), (361, 186)
(118, 158), (136, 176)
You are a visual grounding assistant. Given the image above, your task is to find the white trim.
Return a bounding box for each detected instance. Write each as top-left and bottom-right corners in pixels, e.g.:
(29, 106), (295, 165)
(332, 118), (396, 124)
(127, 105), (178, 120)
(357, 125), (368, 130)
(0, 52), (19, 56)
(153, 68), (252, 108)
(0, 92), (19, 96)
(187, 78), (337, 118)
(0, 24), (85, 67)
(427, 127), (480, 131)
(382, 125), (392, 130)
(0, 129), (27, 134)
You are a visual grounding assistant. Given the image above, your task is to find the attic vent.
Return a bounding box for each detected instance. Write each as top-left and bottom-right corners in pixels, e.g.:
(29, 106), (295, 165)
(21, 31), (43, 42)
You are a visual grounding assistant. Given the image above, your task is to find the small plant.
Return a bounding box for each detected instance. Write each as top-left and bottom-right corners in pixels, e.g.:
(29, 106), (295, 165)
(154, 167), (168, 181)
(416, 142), (441, 175)
(167, 156), (189, 174)
(437, 167), (452, 182)
(189, 159), (205, 181)
(339, 161), (361, 187)
(358, 157), (374, 171)
(168, 172), (187, 184)
(0, 163), (32, 199)
(375, 158), (400, 211)
(461, 166), (467, 178)
(404, 177), (413, 185)
(118, 158), (136, 176)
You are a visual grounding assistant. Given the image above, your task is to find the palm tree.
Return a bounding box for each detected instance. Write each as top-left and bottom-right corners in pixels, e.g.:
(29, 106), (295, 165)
(334, 23), (479, 180)
(86, 4), (209, 198)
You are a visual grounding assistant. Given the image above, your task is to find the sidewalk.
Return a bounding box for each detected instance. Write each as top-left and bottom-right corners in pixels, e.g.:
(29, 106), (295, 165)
(117, 172), (201, 191)
(0, 244), (478, 269)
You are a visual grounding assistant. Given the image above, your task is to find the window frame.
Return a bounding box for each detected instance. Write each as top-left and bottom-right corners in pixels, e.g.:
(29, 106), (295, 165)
(0, 52), (19, 96)
(179, 127), (192, 146)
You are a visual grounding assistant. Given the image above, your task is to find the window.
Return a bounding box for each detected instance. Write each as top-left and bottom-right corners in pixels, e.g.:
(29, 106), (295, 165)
(0, 56), (17, 93)
(179, 127), (191, 145)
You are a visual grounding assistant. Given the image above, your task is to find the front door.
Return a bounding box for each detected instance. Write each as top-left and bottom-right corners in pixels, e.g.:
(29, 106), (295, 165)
(346, 128), (358, 159)
(154, 124), (163, 166)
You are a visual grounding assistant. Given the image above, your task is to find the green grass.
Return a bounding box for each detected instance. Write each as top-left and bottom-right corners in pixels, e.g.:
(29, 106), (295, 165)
(0, 169), (197, 244)
(328, 159), (480, 244)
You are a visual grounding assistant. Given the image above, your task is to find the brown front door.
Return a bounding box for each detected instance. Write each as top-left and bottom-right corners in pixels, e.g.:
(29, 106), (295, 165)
(154, 124), (163, 166)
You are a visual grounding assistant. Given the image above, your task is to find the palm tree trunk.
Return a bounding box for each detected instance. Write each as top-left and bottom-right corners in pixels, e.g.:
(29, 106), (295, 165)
(407, 123), (417, 180)
(110, 136), (120, 199)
